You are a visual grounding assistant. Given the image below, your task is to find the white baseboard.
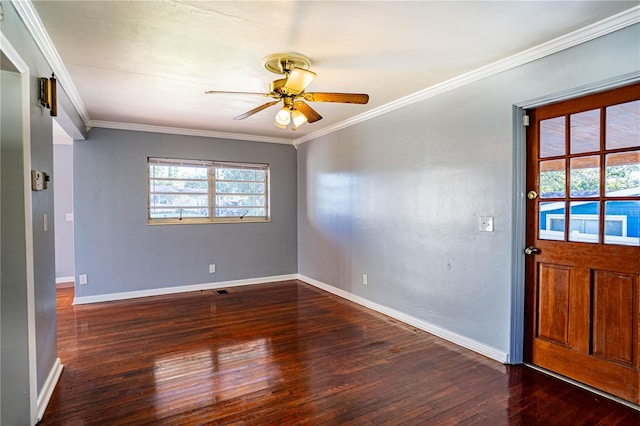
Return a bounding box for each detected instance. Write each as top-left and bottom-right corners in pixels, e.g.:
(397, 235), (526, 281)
(297, 274), (509, 364)
(37, 357), (63, 422)
(72, 274), (298, 305)
(55, 276), (74, 284)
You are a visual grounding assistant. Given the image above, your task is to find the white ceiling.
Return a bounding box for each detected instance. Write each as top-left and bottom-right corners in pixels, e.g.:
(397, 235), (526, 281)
(30, 1), (639, 142)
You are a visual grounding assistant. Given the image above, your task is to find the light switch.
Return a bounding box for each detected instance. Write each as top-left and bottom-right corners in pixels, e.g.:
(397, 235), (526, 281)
(31, 170), (44, 190)
(479, 216), (494, 232)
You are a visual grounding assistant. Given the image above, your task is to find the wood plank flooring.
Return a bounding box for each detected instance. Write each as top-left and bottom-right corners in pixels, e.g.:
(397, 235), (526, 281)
(41, 280), (640, 425)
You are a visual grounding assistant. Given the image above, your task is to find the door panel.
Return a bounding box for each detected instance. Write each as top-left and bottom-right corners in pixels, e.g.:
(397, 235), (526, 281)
(525, 82), (640, 404)
(537, 264), (570, 345)
(592, 271), (636, 365)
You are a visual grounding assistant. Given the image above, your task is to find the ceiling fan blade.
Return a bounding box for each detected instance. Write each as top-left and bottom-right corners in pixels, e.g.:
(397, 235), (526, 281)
(234, 100), (280, 120)
(284, 68), (316, 94)
(295, 101), (323, 123)
(205, 90), (269, 96)
(303, 92), (369, 104)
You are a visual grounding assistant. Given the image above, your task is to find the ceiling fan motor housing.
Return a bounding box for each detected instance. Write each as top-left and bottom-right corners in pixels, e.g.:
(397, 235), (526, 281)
(270, 78), (287, 95)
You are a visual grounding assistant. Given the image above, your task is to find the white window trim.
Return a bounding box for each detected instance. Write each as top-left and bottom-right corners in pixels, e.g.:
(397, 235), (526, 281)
(148, 157), (270, 225)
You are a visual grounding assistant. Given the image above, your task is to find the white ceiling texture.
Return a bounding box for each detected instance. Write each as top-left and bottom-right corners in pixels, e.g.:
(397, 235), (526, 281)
(23, 1), (640, 144)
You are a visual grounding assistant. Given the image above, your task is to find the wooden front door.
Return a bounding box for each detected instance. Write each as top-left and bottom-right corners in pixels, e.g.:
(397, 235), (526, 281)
(525, 83), (640, 403)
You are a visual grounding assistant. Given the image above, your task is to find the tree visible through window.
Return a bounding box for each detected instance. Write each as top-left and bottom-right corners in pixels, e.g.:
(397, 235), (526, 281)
(148, 158), (269, 223)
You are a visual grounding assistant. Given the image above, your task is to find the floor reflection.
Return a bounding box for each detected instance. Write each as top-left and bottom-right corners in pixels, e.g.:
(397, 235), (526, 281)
(153, 337), (282, 417)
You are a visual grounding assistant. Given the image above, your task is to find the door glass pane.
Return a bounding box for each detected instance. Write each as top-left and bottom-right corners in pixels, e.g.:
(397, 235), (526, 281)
(604, 201), (640, 246)
(570, 156), (600, 197)
(570, 156), (600, 198)
(570, 109), (600, 154)
(540, 116), (566, 158)
(606, 100), (640, 150)
(540, 159), (565, 198)
(569, 201), (599, 243)
(539, 202), (565, 241)
(605, 151), (640, 196)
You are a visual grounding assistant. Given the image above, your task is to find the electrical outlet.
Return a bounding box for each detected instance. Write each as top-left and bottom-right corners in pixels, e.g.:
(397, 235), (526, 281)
(479, 216), (494, 232)
(209, 264), (216, 274)
(362, 274), (368, 285)
(79, 274), (88, 285)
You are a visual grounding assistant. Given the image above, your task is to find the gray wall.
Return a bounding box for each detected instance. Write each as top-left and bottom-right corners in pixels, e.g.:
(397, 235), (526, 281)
(53, 144), (74, 280)
(297, 24), (640, 360)
(1, 1), (85, 423)
(73, 128), (297, 298)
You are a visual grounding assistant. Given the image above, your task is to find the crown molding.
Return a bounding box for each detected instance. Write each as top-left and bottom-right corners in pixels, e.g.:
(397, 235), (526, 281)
(11, 0), (91, 127)
(15, 0), (639, 146)
(90, 120), (294, 145)
(294, 5), (640, 146)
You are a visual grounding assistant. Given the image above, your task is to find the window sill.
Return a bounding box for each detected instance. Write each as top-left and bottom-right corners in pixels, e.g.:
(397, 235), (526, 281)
(148, 217), (270, 225)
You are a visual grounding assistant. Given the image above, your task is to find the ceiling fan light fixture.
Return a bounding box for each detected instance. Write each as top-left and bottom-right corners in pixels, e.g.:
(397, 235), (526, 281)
(291, 109), (308, 129)
(275, 107), (291, 125)
(284, 68), (316, 94)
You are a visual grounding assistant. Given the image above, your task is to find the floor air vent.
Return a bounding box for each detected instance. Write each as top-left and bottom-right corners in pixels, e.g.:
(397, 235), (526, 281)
(215, 289), (229, 295)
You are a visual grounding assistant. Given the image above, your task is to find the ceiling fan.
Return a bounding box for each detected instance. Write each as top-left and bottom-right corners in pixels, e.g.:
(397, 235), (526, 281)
(205, 53), (369, 130)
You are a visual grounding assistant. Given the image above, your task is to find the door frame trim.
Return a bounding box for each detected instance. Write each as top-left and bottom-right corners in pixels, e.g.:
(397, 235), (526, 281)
(509, 71), (640, 364)
(0, 31), (38, 424)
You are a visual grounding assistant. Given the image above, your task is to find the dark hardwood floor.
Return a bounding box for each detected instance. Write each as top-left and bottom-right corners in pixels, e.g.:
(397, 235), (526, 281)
(41, 281), (639, 425)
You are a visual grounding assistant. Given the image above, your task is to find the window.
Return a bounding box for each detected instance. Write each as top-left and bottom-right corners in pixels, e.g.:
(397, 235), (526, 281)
(148, 158), (269, 224)
(537, 97), (639, 246)
(542, 213), (631, 244)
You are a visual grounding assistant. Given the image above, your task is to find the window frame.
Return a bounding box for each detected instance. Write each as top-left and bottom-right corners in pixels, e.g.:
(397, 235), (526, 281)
(147, 157), (270, 225)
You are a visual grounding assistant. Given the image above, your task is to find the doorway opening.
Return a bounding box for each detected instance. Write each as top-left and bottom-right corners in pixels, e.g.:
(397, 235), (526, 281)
(52, 119), (75, 292)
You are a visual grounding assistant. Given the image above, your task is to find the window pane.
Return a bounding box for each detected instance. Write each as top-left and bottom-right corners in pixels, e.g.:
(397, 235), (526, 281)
(606, 100), (640, 150)
(570, 109), (600, 154)
(215, 208), (266, 218)
(216, 168), (265, 181)
(568, 201), (599, 243)
(214, 165), (267, 219)
(549, 218), (565, 232)
(570, 156), (599, 198)
(150, 193), (208, 208)
(604, 201), (639, 246)
(216, 182), (265, 194)
(605, 151), (640, 196)
(539, 202), (565, 241)
(216, 195), (265, 207)
(150, 165), (208, 180)
(150, 179), (208, 193)
(150, 208), (209, 219)
(540, 116), (565, 158)
(539, 159), (565, 198)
